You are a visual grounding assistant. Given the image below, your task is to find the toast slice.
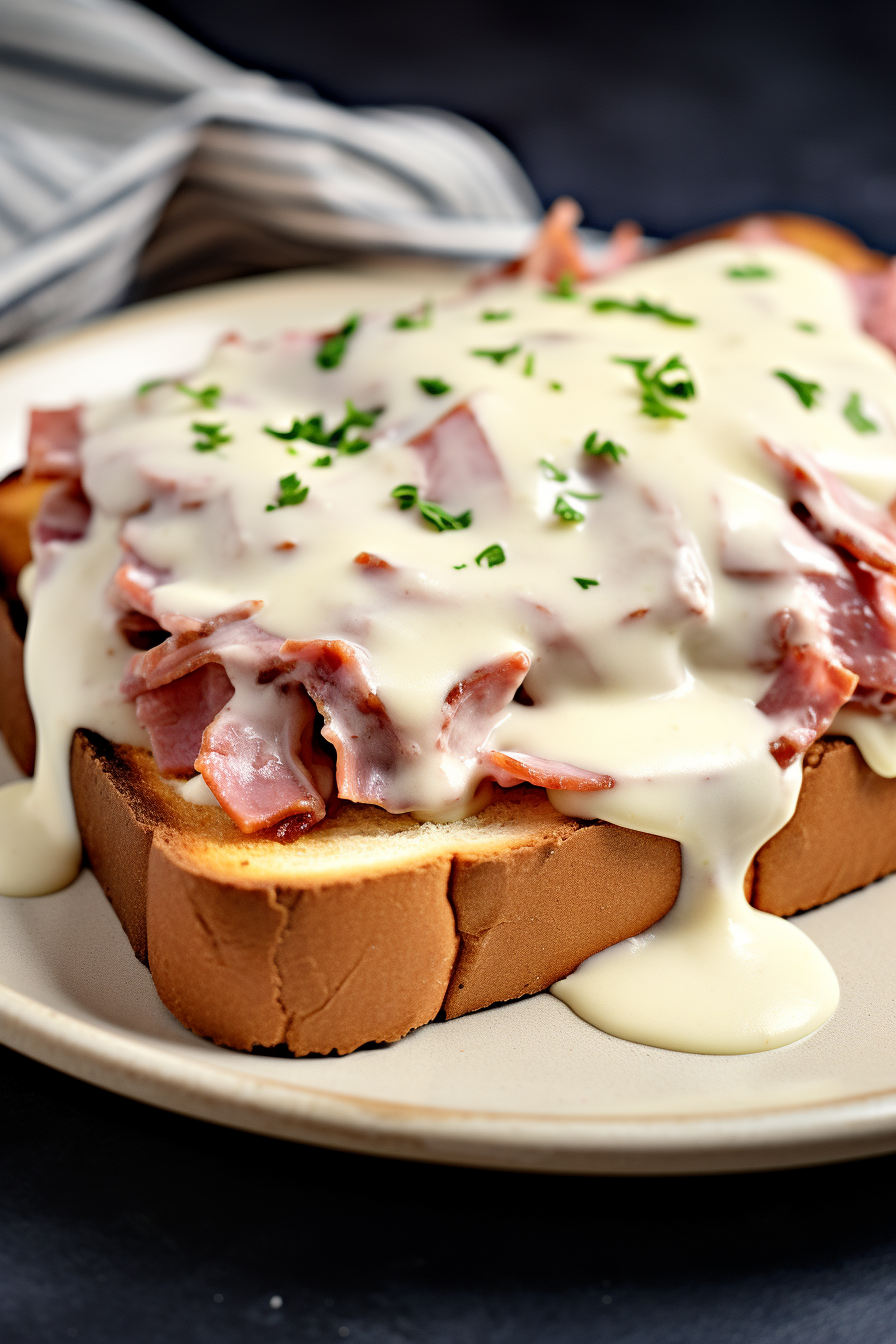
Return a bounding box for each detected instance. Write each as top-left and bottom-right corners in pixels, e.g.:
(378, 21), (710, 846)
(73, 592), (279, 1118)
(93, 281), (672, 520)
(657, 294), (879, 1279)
(4, 595), (896, 1052)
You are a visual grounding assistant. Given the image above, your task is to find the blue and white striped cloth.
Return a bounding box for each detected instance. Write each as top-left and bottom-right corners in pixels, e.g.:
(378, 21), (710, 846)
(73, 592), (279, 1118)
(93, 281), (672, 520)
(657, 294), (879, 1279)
(0, 0), (563, 347)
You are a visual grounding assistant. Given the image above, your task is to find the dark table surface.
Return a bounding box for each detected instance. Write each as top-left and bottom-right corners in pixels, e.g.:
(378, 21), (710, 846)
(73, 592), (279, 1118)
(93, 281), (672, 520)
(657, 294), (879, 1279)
(7, 3), (896, 1338)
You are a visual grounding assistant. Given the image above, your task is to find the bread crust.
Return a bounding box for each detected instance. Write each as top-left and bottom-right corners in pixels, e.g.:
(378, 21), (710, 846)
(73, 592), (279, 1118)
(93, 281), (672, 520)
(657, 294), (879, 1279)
(6, 602), (896, 1052)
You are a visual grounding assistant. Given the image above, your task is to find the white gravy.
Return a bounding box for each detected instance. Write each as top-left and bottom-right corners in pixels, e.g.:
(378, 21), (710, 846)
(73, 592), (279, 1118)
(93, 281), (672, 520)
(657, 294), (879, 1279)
(5, 237), (896, 1051)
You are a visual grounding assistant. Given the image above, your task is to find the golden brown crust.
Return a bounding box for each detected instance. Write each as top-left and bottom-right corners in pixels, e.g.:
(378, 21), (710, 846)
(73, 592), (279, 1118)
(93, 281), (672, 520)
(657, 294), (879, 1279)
(670, 211), (889, 273)
(751, 736), (896, 916)
(445, 819), (679, 1018)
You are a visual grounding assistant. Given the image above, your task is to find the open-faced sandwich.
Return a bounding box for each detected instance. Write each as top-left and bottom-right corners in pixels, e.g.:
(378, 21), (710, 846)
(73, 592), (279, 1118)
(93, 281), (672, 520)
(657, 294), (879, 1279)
(3, 203), (896, 1058)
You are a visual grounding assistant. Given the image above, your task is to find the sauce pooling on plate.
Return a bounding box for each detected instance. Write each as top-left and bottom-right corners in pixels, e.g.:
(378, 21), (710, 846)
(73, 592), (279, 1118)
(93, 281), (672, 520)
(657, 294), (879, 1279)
(7, 236), (896, 1053)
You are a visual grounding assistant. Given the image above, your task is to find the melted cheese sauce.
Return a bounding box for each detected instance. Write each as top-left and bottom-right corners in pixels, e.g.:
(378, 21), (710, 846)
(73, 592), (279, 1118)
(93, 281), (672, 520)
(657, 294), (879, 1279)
(6, 238), (896, 1051)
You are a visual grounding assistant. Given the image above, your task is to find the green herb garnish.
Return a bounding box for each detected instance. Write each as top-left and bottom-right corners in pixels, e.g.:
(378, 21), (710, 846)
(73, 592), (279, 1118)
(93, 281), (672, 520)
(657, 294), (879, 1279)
(394, 302), (432, 330)
(591, 297), (696, 326)
(727, 263), (773, 280)
(391, 483), (419, 511)
(177, 382), (221, 409)
(613, 355), (695, 419)
(453, 563), (468, 569)
(567, 490), (602, 500)
(313, 455), (332, 467)
(523, 353), (535, 377)
(573, 576), (599, 589)
(192, 421), (231, 452)
(539, 458), (568, 482)
(471, 344), (521, 364)
(554, 496), (585, 524)
(481, 309), (512, 321)
(317, 313), (360, 369)
(265, 473), (309, 510)
(418, 377), (452, 397)
(583, 431), (628, 462)
(549, 380), (564, 392)
(265, 401), (382, 454)
(546, 271), (577, 299)
(795, 320), (818, 333)
(843, 391), (878, 433)
(419, 501), (473, 532)
(136, 378), (165, 396)
(476, 544), (506, 568)
(774, 369), (822, 409)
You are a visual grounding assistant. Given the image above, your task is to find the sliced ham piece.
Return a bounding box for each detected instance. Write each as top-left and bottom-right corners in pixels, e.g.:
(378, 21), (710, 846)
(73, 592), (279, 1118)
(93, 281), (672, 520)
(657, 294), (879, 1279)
(808, 567), (896, 696)
(847, 263), (896, 356)
(278, 638), (406, 807)
(593, 219), (645, 278)
(486, 750), (615, 792)
(31, 478), (90, 547)
(409, 402), (505, 510)
(109, 549), (170, 618)
(196, 683), (327, 834)
(122, 602), (273, 698)
(135, 663), (234, 777)
(757, 645), (858, 767)
(439, 651), (530, 763)
(762, 438), (896, 576)
(25, 407), (82, 480)
(519, 197), (594, 284)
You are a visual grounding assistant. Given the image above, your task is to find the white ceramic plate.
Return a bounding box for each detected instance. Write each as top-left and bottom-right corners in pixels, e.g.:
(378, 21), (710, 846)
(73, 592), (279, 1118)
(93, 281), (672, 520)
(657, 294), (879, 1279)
(4, 269), (896, 1176)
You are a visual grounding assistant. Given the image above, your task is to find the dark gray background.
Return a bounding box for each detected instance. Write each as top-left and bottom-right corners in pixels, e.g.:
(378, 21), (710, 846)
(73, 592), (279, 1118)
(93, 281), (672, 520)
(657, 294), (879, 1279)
(6, 2), (896, 1339)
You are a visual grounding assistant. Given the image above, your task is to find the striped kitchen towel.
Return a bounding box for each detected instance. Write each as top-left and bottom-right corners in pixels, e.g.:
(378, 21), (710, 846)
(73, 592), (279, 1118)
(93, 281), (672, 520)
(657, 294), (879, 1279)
(0, 0), (560, 347)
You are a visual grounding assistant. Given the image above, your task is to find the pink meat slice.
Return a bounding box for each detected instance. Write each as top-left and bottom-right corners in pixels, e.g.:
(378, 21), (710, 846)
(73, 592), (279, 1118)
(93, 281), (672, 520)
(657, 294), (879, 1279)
(762, 438), (896, 575)
(32, 478), (91, 547)
(519, 197), (594, 284)
(847, 263), (896, 356)
(135, 663), (234, 777)
(486, 749), (615, 792)
(757, 645), (858, 767)
(196, 684), (327, 834)
(438, 651), (530, 762)
(279, 638), (406, 807)
(25, 407), (83, 480)
(409, 403), (506, 509)
(122, 602), (273, 698)
(807, 567), (896, 695)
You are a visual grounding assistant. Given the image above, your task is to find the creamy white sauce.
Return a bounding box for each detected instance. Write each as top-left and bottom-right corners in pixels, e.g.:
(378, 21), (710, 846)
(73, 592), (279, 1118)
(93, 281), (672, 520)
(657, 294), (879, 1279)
(4, 238), (896, 1051)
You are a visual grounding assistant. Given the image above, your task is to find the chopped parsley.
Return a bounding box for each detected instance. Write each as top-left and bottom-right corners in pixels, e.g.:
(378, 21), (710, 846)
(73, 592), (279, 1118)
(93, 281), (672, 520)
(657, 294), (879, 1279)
(727, 263), (774, 280)
(774, 369), (822, 409)
(471, 344), (521, 364)
(583, 431), (628, 462)
(843, 391), (878, 433)
(453, 563), (468, 569)
(539, 458), (568, 482)
(192, 421), (231, 452)
(391, 483), (419, 510)
(177, 382), (221, 409)
(554, 495), (585, 524)
(523, 352), (535, 377)
(419, 500), (473, 531)
(481, 309), (512, 321)
(316, 313), (360, 369)
(567, 490), (602, 500)
(549, 380), (564, 392)
(546, 272), (577, 299)
(591, 297), (696, 326)
(394, 301), (432, 330)
(573, 576), (599, 589)
(795, 320), (818, 333)
(613, 355), (695, 419)
(313, 454), (332, 467)
(418, 377), (452, 396)
(264, 400), (382, 454)
(476, 544), (506, 568)
(136, 378), (165, 396)
(391, 484), (472, 531)
(265, 473), (309, 510)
